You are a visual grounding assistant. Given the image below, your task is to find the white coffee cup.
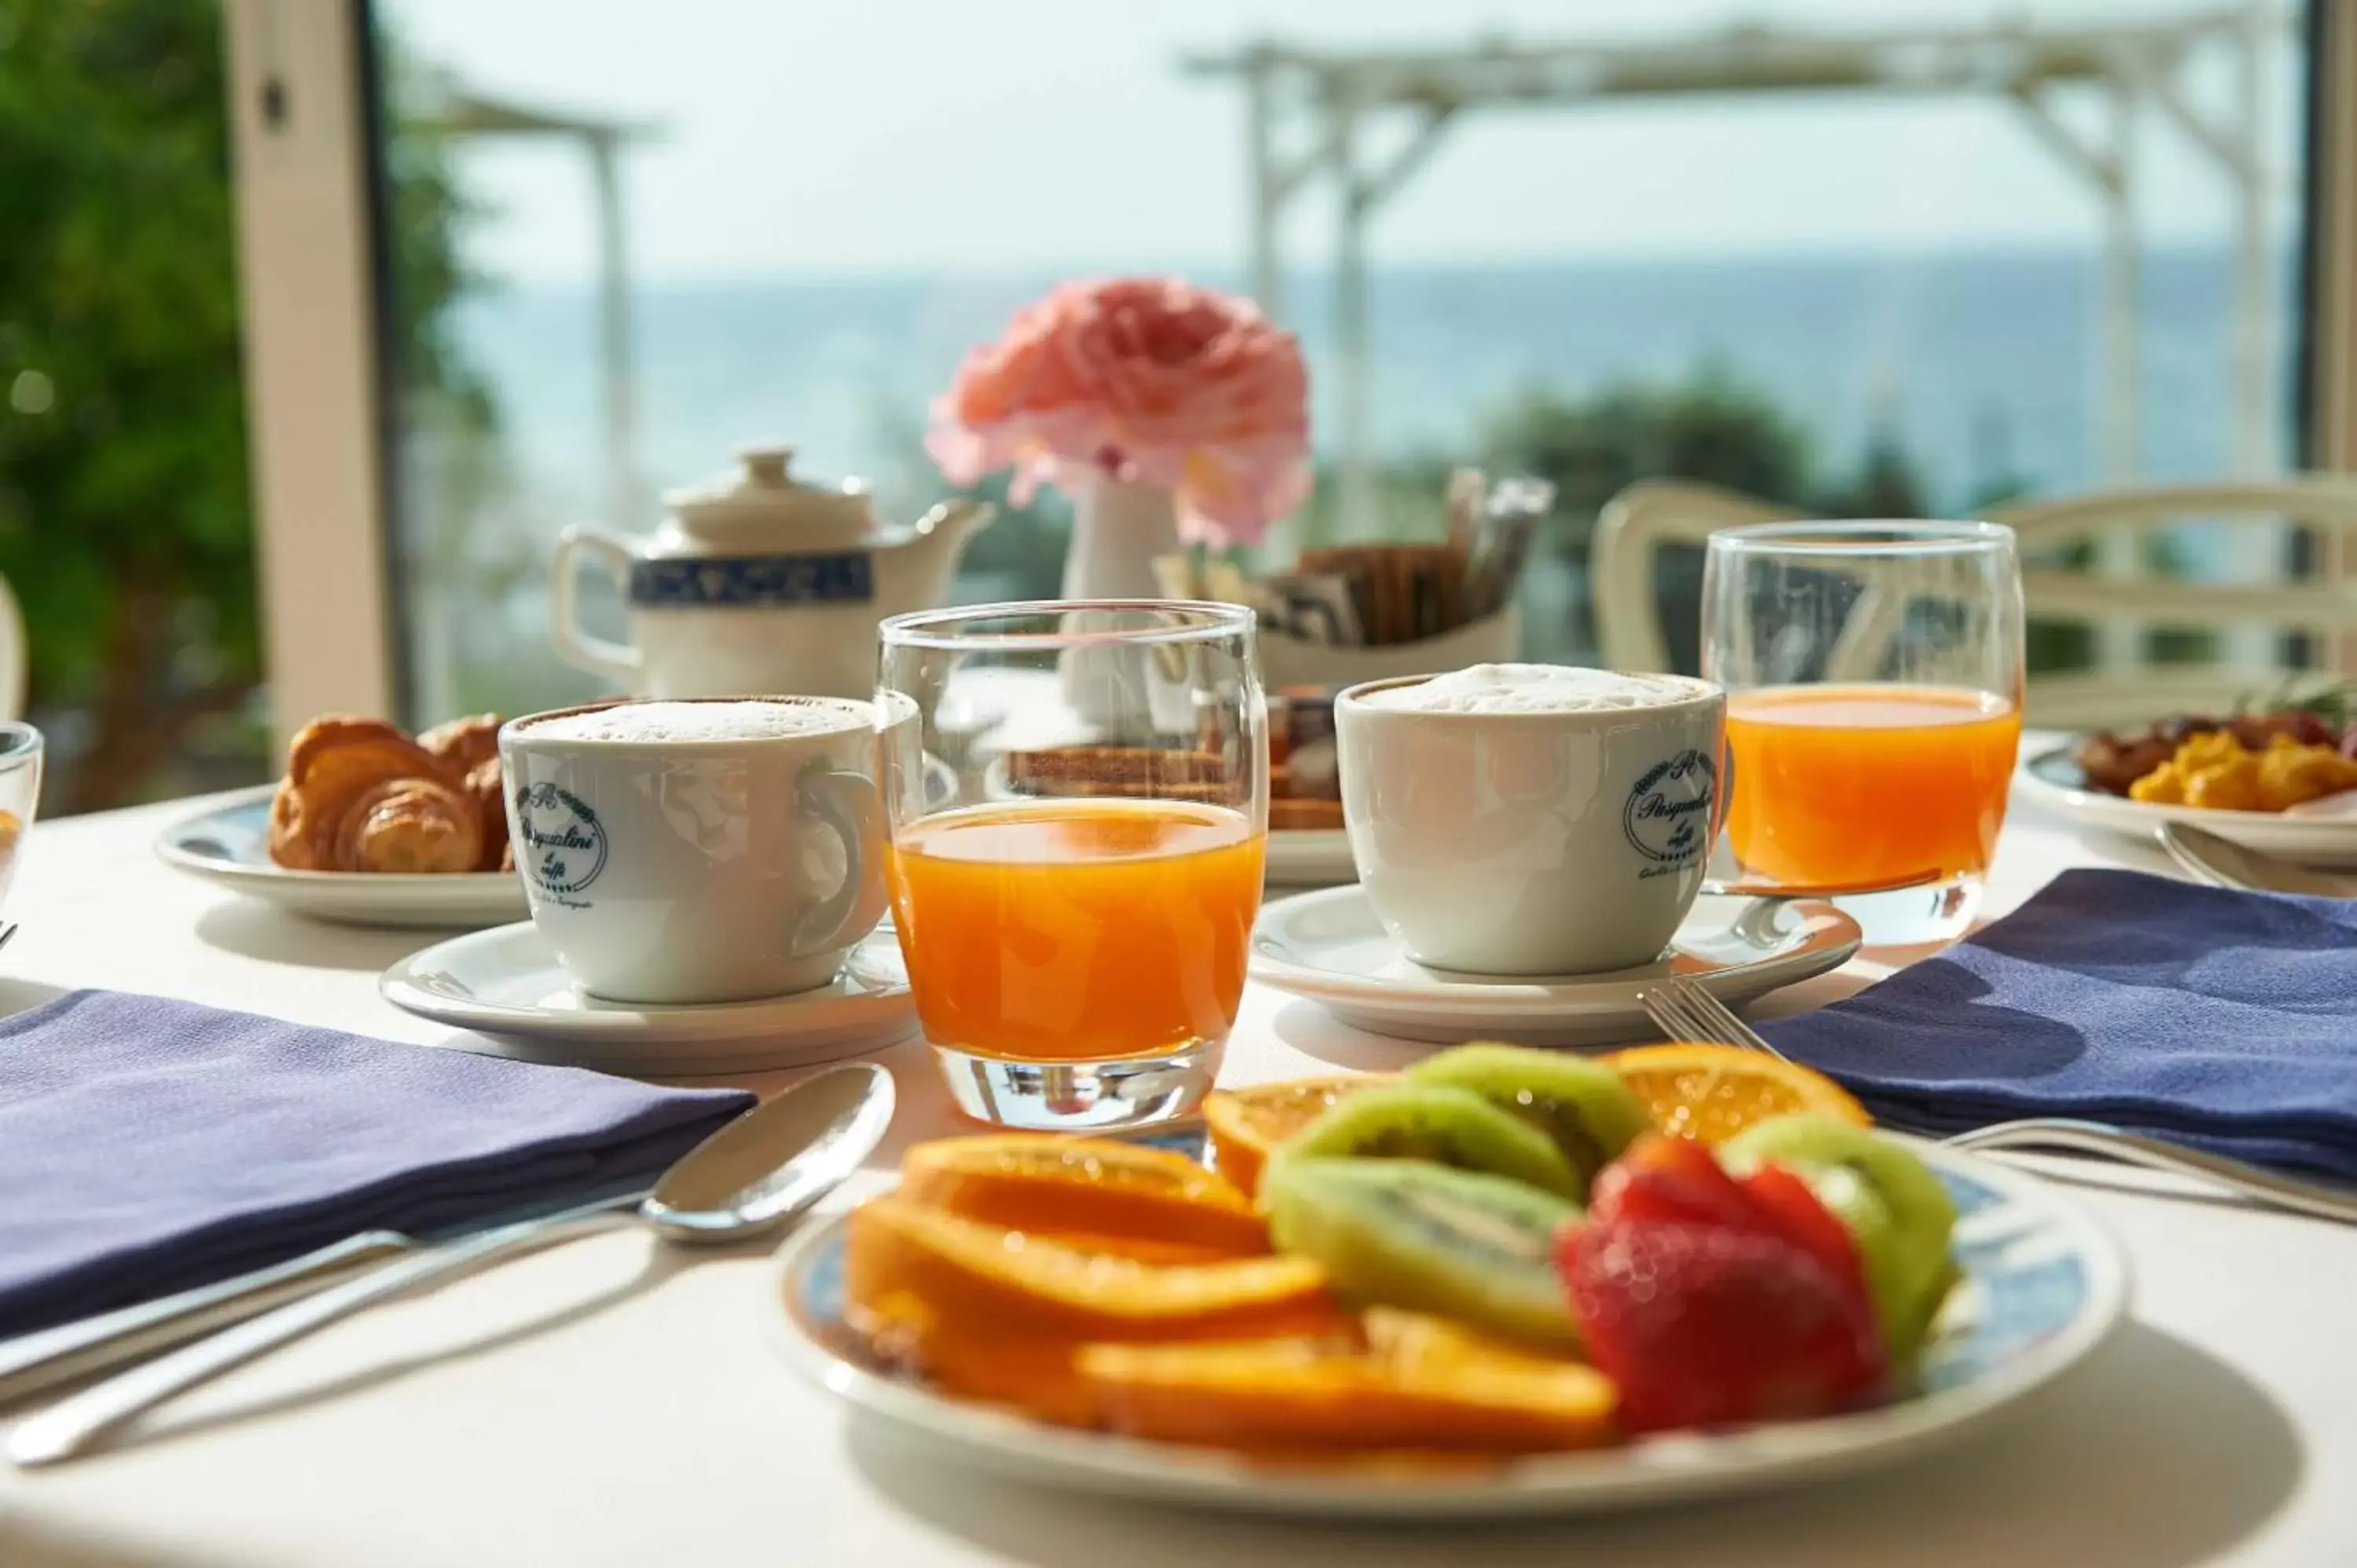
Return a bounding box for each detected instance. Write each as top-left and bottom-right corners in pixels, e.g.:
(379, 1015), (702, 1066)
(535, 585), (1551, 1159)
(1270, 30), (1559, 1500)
(1336, 664), (1725, 975)
(498, 696), (889, 1005)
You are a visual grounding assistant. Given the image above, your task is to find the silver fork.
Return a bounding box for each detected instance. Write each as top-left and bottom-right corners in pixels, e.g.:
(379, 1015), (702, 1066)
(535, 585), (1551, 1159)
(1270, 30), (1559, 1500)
(1633, 977), (2357, 1225)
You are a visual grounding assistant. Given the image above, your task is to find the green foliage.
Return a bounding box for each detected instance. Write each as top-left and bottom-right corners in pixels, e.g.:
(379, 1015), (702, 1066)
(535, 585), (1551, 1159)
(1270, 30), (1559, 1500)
(1478, 365), (1935, 540)
(1819, 430), (1931, 521)
(0, 0), (255, 745)
(1286, 456), (1453, 553)
(0, 3), (485, 808)
(1473, 367), (1934, 670)
(1480, 368), (1819, 545)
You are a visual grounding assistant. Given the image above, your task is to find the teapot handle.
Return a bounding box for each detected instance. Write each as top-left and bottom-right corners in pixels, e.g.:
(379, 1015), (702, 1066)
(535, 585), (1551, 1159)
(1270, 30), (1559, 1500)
(549, 528), (643, 686)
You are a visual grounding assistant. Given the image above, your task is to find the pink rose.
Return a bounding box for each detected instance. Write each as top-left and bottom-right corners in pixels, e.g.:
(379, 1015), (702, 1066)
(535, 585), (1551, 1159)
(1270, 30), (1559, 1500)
(926, 277), (1311, 548)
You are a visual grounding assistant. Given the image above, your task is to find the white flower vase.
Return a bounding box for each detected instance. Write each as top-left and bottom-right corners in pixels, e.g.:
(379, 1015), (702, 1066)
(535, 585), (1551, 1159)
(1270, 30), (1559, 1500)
(1061, 478), (1180, 599)
(1060, 479), (1183, 731)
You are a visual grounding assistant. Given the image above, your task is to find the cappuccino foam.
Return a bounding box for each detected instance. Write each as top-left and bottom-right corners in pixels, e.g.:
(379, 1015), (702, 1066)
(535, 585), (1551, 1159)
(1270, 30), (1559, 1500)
(521, 699), (868, 744)
(1361, 664), (1708, 715)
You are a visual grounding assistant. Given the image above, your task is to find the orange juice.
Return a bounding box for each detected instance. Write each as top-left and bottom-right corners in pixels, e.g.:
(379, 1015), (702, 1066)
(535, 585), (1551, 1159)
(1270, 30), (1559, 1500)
(888, 799), (1265, 1063)
(1725, 684), (2021, 888)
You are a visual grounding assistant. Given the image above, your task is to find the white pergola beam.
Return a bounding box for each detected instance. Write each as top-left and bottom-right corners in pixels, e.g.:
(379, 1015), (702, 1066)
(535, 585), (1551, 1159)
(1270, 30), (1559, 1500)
(421, 86), (658, 530)
(1189, 6), (2294, 533)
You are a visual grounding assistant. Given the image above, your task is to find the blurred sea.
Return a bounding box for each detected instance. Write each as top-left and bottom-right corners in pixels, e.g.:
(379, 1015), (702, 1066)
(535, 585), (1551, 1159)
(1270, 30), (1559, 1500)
(449, 243), (2297, 526)
(406, 242), (2297, 710)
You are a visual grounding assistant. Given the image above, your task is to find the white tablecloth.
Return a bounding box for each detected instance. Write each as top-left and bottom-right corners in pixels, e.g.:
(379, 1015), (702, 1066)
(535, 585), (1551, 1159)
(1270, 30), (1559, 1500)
(0, 786), (2348, 1568)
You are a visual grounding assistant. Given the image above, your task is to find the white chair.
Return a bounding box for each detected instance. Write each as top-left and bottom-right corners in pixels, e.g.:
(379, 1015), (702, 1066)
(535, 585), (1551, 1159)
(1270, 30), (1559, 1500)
(1591, 479), (1795, 676)
(1590, 475), (2357, 728)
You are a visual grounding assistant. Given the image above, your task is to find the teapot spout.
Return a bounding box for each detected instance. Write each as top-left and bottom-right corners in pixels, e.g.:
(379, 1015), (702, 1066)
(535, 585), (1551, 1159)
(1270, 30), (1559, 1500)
(915, 498), (995, 543)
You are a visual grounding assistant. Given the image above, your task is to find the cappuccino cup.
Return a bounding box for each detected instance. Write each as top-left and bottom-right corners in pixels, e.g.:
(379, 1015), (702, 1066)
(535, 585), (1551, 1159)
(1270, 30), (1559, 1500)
(499, 696), (889, 1005)
(1336, 664), (1725, 975)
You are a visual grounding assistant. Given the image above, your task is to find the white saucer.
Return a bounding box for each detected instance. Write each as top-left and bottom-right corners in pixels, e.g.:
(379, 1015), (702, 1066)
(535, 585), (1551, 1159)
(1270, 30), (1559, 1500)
(1263, 827), (1354, 887)
(158, 786), (527, 929)
(379, 922), (918, 1075)
(1250, 886), (1861, 1045)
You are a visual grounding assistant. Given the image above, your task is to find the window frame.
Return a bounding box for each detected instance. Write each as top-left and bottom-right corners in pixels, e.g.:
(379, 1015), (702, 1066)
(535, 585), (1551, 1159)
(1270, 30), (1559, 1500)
(2306, 0), (2357, 472)
(223, 0), (395, 742)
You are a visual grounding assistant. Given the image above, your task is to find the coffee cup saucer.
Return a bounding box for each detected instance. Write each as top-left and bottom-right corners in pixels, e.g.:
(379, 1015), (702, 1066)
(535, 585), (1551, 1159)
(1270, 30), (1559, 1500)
(379, 921), (916, 1075)
(1248, 885), (1860, 1046)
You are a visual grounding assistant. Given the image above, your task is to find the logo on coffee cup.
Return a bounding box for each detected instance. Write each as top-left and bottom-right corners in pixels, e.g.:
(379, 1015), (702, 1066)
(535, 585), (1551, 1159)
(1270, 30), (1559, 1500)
(514, 783), (607, 896)
(1623, 749), (1716, 869)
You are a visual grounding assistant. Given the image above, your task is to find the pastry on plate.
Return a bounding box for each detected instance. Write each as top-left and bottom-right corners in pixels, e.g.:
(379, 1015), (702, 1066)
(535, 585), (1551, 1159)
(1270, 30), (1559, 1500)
(1268, 797), (1343, 831)
(1003, 746), (1233, 804)
(418, 713), (512, 870)
(268, 715), (511, 874)
(1005, 738), (1343, 829)
(418, 713), (503, 775)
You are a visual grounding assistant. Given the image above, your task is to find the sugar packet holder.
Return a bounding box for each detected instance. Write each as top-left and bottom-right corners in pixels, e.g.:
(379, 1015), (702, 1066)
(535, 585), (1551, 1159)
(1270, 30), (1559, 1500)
(1252, 573), (1366, 648)
(1462, 477), (1552, 621)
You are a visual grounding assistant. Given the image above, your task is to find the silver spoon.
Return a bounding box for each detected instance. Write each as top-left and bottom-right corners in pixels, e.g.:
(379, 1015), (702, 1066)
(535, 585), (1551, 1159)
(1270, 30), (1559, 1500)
(2156, 821), (2357, 898)
(9, 1063), (896, 1468)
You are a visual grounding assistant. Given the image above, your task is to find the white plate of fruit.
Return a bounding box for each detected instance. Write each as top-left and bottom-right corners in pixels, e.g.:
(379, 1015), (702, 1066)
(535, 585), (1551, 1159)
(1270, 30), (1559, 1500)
(767, 1045), (2128, 1519)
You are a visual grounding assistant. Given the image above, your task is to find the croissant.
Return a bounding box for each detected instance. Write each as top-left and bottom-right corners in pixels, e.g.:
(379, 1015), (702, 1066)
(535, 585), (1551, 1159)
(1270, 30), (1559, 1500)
(269, 716), (486, 874)
(457, 756), (511, 873)
(418, 713), (502, 776)
(420, 714), (514, 870)
(330, 778), (486, 874)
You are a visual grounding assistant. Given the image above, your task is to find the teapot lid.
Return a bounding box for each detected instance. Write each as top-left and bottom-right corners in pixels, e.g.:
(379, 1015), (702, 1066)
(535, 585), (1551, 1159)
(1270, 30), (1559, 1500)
(665, 445), (874, 541)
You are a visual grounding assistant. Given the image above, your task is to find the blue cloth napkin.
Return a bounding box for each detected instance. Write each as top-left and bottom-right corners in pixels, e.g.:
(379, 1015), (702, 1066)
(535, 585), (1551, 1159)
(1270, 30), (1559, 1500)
(1761, 868), (2357, 1180)
(0, 991), (754, 1338)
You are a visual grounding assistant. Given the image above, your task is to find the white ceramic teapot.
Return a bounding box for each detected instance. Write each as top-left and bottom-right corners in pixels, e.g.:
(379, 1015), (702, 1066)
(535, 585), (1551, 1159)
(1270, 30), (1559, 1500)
(550, 445), (993, 702)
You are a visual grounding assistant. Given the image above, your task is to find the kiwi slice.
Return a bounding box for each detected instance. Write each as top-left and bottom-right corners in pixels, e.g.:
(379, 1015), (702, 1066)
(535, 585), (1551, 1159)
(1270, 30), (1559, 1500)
(1721, 1113), (1960, 1362)
(1276, 1083), (1584, 1200)
(1263, 1156), (1582, 1348)
(1404, 1043), (1651, 1199)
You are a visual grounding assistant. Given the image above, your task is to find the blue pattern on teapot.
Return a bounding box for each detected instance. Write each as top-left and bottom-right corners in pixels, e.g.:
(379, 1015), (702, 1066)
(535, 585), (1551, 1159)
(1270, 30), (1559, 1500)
(629, 552), (875, 607)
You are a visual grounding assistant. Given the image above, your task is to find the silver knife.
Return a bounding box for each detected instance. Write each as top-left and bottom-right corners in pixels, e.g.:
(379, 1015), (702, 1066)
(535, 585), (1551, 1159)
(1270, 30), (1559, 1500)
(0, 1186), (647, 1409)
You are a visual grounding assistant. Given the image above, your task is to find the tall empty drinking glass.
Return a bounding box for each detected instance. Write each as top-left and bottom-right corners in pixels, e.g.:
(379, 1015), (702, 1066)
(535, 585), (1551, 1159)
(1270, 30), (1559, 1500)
(1703, 522), (2024, 944)
(878, 602), (1266, 1130)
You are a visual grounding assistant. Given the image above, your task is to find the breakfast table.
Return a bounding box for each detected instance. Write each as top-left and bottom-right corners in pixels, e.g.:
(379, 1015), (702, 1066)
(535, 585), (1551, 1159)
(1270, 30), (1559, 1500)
(0, 765), (2348, 1568)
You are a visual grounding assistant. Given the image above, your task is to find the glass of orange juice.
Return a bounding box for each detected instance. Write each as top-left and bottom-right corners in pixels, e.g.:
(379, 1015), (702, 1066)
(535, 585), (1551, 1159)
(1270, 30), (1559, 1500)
(877, 601), (1266, 1130)
(1703, 522), (2024, 944)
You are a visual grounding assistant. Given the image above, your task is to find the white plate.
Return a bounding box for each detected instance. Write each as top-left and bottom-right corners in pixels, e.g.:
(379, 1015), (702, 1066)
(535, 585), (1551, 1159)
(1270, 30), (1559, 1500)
(2017, 746), (2357, 867)
(768, 1136), (2129, 1519)
(1263, 827), (1354, 887)
(156, 786), (527, 929)
(379, 921), (917, 1074)
(1248, 886), (1860, 1045)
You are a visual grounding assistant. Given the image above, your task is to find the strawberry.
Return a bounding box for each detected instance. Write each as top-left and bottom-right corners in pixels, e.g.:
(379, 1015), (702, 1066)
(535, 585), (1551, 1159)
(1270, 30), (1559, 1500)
(1593, 1135), (1873, 1313)
(1739, 1162), (1871, 1304)
(1558, 1218), (1887, 1434)
(1587, 1133), (1765, 1232)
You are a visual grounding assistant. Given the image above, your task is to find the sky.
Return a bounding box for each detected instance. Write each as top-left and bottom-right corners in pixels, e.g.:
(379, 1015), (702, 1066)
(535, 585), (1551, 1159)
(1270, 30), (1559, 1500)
(383, 0), (2307, 284)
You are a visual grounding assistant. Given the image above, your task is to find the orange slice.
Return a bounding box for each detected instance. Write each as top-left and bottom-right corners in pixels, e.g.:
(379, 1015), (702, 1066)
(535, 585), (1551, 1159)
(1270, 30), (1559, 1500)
(1203, 1074), (1395, 1197)
(1600, 1042), (1870, 1144)
(843, 1195), (1343, 1424)
(1077, 1313), (1615, 1453)
(897, 1135), (1265, 1262)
